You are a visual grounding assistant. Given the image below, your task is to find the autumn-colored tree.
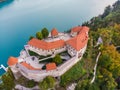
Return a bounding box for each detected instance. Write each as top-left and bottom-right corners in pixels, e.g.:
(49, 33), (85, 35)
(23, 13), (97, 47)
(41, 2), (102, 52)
(7, 68), (15, 79)
(36, 32), (43, 40)
(99, 68), (117, 90)
(112, 24), (120, 45)
(98, 28), (112, 45)
(2, 74), (15, 90)
(101, 45), (120, 78)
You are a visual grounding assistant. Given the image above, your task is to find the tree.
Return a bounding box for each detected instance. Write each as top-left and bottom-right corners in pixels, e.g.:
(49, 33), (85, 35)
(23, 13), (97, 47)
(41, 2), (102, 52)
(99, 68), (117, 90)
(101, 45), (120, 78)
(75, 80), (89, 90)
(27, 80), (36, 88)
(36, 32), (43, 40)
(41, 28), (49, 38)
(102, 5), (112, 18)
(0, 83), (4, 90)
(112, 24), (120, 45)
(112, 0), (120, 11)
(39, 76), (55, 90)
(98, 28), (112, 45)
(98, 53), (112, 68)
(29, 36), (34, 41)
(7, 68), (15, 80)
(88, 83), (100, 90)
(53, 54), (62, 65)
(1, 68), (15, 90)
(2, 74), (15, 90)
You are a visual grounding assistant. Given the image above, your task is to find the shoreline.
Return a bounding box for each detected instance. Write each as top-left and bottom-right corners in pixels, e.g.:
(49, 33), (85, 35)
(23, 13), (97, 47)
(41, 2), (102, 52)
(0, 0), (6, 3)
(0, 65), (8, 76)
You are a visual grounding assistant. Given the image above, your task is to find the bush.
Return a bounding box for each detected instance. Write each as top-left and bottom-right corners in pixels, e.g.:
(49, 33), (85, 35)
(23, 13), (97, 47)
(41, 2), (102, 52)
(26, 80), (36, 88)
(60, 60), (86, 87)
(53, 54), (62, 65)
(0, 83), (4, 90)
(39, 76), (55, 90)
(28, 50), (40, 56)
(29, 36), (34, 41)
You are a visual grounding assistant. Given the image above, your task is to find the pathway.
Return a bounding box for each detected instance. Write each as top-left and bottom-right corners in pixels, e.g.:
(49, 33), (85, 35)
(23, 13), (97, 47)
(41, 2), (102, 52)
(38, 54), (55, 62)
(90, 52), (101, 84)
(15, 85), (39, 90)
(67, 83), (77, 90)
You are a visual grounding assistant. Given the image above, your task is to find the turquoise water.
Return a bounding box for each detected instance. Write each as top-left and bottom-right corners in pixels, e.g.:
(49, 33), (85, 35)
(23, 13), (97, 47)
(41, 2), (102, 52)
(0, 0), (116, 75)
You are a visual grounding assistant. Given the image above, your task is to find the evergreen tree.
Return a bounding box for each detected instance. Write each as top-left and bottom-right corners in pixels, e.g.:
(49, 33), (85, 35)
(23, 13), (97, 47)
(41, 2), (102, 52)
(41, 28), (49, 38)
(29, 36), (34, 41)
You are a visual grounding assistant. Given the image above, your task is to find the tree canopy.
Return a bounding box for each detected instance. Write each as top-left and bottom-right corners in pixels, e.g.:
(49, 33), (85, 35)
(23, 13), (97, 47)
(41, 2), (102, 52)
(53, 54), (62, 65)
(39, 76), (55, 90)
(41, 28), (49, 38)
(36, 32), (43, 40)
(29, 36), (34, 41)
(1, 68), (15, 90)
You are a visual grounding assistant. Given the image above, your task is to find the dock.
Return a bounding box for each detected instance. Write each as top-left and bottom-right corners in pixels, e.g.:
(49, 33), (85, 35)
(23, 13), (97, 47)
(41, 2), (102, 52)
(0, 64), (7, 72)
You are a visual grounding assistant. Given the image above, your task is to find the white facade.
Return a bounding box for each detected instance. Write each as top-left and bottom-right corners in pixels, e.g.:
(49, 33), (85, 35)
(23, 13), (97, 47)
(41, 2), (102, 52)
(11, 43), (87, 82)
(66, 44), (77, 57)
(16, 55), (83, 82)
(28, 45), (66, 56)
(9, 27), (89, 82)
(71, 32), (77, 37)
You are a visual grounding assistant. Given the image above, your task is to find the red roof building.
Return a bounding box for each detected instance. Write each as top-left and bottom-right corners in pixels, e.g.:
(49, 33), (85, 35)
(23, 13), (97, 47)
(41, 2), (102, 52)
(71, 26), (82, 33)
(71, 26), (89, 34)
(79, 26), (89, 34)
(8, 57), (18, 66)
(67, 31), (88, 51)
(28, 38), (65, 50)
(51, 28), (59, 36)
(46, 63), (57, 71)
(28, 26), (89, 56)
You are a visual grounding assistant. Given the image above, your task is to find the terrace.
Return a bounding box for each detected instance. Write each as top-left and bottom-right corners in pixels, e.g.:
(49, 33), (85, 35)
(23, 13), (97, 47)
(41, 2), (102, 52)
(44, 33), (71, 42)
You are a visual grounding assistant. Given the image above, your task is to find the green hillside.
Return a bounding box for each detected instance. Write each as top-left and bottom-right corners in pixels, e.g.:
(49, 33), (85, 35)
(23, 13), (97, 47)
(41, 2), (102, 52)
(75, 0), (120, 90)
(83, 0), (120, 31)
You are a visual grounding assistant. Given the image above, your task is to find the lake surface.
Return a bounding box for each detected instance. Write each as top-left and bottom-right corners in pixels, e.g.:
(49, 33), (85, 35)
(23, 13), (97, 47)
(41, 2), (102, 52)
(0, 0), (116, 75)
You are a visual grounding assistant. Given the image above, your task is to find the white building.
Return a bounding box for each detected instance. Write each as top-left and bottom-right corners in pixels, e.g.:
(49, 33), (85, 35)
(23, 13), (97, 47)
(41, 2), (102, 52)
(7, 26), (89, 81)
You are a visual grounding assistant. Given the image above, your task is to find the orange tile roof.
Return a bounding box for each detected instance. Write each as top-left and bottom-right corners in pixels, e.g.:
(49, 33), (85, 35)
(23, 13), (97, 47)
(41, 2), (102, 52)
(46, 63), (56, 71)
(79, 26), (89, 34)
(67, 31), (88, 51)
(71, 26), (89, 34)
(21, 62), (41, 70)
(51, 28), (58, 36)
(28, 38), (65, 50)
(71, 26), (82, 33)
(8, 57), (18, 66)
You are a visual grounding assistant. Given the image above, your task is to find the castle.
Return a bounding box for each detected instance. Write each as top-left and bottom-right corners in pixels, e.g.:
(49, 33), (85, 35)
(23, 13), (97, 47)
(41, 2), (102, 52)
(7, 26), (89, 81)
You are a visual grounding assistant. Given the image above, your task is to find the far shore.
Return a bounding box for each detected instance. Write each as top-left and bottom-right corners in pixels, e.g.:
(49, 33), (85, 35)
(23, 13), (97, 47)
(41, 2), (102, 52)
(0, 0), (6, 3)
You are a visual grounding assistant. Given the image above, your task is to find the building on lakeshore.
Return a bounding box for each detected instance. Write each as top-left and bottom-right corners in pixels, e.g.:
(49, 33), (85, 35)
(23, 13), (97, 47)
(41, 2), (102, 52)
(7, 26), (89, 81)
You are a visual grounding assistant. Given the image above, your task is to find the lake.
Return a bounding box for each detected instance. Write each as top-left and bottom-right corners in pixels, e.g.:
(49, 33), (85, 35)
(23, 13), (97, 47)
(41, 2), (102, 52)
(0, 0), (116, 75)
